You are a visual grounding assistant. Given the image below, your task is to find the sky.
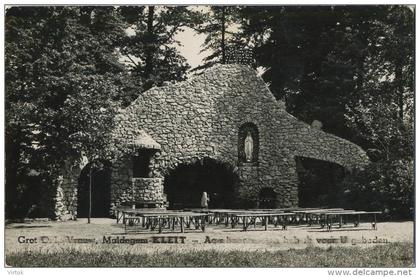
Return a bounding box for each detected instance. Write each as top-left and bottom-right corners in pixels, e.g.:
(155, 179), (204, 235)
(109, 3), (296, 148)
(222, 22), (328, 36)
(120, 28), (208, 73)
(121, 6), (212, 71)
(175, 6), (212, 69)
(121, 16), (210, 72)
(174, 27), (209, 70)
(119, 5), (248, 74)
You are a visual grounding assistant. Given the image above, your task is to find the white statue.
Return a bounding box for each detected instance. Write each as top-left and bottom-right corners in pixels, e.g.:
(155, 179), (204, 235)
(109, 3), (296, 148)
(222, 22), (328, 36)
(244, 131), (253, 162)
(201, 192), (209, 208)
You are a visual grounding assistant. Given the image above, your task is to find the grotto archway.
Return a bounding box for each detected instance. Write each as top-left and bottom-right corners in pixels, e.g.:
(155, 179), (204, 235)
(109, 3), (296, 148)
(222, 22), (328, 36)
(295, 156), (345, 208)
(77, 161), (112, 217)
(163, 157), (239, 209)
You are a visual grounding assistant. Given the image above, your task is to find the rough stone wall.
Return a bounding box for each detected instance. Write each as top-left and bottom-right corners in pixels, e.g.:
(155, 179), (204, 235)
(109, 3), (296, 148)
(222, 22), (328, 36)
(53, 64), (370, 219)
(54, 160), (84, 220)
(111, 64), (369, 208)
(132, 178), (164, 202)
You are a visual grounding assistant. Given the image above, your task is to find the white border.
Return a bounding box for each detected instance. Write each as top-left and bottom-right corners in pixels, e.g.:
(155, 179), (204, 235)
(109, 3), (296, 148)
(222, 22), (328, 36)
(0, 2), (417, 277)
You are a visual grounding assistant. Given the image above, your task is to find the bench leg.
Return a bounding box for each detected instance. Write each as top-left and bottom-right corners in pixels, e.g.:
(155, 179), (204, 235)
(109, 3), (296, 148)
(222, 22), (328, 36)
(180, 217), (184, 233)
(264, 216), (268, 231)
(282, 215), (287, 230)
(354, 214), (360, 227)
(201, 216), (206, 232)
(327, 216), (332, 231)
(372, 214), (377, 230)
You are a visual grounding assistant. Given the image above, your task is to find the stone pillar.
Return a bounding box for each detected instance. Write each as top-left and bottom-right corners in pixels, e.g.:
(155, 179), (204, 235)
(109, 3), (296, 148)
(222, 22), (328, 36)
(54, 167), (80, 221)
(131, 177), (165, 207)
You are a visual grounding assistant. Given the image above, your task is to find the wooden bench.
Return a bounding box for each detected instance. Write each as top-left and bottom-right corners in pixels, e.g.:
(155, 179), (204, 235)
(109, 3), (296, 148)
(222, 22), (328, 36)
(320, 211), (382, 230)
(122, 211), (210, 233)
(112, 206), (133, 224)
(229, 212), (295, 231)
(113, 207), (167, 224)
(291, 208), (346, 225)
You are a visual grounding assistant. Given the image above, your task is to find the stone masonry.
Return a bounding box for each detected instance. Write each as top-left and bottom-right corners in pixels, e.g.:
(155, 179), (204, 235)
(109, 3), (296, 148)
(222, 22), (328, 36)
(106, 64), (370, 212)
(53, 64), (370, 220)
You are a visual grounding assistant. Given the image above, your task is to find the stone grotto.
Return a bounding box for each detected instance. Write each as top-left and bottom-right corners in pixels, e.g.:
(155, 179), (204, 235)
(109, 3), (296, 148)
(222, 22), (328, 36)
(53, 64), (369, 220)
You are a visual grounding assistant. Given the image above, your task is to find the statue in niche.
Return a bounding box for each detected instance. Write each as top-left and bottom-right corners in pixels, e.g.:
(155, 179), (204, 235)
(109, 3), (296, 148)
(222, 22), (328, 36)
(244, 131), (253, 162)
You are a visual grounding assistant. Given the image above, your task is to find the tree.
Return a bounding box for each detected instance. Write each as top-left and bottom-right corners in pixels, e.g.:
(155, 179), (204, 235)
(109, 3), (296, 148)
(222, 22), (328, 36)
(5, 6), (129, 218)
(237, 6), (414, 218)
(238, 6), (362, 138)
(341, 159), (414, 219)
(192, 6), (240, 72)
(117, 6), (203, 96)
(238, 5), (413, 139)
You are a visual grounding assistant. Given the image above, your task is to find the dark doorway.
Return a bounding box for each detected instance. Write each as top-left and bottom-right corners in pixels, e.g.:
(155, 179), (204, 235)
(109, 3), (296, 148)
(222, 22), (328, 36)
(295, 157), (345, 208)
(258, 187), (277, 208)
(77, 162), (111, 217)
(164, 158), (239, 209)
(133, 150), (154, 178)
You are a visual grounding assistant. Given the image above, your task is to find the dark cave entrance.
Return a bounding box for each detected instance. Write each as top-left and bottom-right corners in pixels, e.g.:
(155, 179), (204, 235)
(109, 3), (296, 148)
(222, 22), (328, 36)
(295, 157), (345, 208)
(77, 161), (111, 218)
(164, 158), (239, 209)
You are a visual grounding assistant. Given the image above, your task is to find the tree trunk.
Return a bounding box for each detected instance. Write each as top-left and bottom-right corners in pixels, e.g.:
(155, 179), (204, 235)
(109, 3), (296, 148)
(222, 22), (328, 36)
(144, 6), (155, 80)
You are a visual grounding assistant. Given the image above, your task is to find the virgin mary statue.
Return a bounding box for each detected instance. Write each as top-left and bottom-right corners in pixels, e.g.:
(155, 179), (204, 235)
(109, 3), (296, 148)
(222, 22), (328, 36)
(244, 131), (253, 162)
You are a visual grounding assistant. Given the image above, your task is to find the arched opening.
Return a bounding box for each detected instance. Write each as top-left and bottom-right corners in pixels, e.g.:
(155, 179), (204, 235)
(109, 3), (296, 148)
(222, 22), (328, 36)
(164, 158), (239, 209)
(295, 157), (345, 208)
(258, 187), (277, 208)
(77, 161), (111, 217)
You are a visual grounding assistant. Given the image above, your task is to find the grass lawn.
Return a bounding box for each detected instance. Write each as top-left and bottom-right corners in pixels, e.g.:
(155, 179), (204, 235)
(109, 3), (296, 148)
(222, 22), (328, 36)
(6, 242), (413, 267)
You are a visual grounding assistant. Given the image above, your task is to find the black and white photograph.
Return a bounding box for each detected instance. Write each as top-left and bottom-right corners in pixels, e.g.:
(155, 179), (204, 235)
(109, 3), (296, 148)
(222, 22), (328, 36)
(3, 2), (415, 271)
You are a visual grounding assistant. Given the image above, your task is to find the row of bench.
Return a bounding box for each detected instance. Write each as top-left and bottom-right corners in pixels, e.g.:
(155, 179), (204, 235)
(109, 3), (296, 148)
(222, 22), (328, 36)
(114, 207), (381, 234)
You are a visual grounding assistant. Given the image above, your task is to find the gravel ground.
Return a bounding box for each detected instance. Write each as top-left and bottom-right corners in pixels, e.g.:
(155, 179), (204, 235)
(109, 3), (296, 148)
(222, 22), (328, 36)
(5, 218), (414, 254)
